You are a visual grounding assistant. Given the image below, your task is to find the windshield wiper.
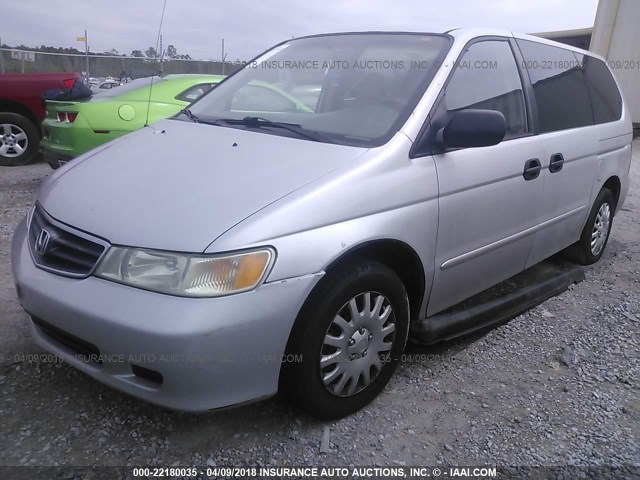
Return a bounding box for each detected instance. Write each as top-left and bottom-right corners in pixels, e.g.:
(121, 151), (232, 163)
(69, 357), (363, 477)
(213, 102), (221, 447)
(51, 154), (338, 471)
(180, 108), (200, 123)
(180, 109), (232, 127)
(218, 116), (330, 143)
(180, 113), (333, 143)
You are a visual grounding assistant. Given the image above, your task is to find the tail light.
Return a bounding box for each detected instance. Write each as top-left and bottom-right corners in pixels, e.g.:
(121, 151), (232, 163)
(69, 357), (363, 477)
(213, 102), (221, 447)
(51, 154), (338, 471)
(63, 79), (76, 89)
(56, 112), (78, 123)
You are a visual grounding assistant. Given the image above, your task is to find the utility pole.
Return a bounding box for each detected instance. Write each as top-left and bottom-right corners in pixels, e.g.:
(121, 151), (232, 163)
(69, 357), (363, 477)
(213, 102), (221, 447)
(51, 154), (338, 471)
(0, 37), (4, 73)
(221, 38), (228, 75)
(84, 29), (89, 82)
(159, 34), (163, 75)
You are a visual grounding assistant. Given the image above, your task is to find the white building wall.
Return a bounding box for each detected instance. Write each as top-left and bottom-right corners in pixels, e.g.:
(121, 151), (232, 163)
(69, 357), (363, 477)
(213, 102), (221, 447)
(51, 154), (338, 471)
(591, 0), (640, 124)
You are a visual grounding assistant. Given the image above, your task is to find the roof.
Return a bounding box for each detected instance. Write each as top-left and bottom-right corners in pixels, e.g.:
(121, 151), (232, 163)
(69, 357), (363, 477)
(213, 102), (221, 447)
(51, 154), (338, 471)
(533, 27), (594, 39)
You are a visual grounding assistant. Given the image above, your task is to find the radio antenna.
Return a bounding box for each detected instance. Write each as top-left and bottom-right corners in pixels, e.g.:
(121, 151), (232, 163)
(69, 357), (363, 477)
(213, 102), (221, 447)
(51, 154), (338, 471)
(145, 0), (168, 127)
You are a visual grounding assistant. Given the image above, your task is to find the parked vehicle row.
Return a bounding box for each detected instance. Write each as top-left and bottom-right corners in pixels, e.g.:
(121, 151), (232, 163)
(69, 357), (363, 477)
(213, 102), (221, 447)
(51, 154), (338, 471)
(90, 79), (121, 94)
(11, 29), (632, 420)
(87, 76), (132, 90)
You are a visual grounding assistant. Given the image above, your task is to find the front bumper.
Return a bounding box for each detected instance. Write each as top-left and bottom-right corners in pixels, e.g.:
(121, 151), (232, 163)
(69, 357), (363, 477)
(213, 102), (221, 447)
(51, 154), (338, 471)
(11, 218), (321, 412)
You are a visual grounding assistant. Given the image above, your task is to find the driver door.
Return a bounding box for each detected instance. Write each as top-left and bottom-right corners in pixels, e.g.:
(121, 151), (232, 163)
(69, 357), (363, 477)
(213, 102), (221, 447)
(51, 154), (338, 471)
(426, 38), (546, 316)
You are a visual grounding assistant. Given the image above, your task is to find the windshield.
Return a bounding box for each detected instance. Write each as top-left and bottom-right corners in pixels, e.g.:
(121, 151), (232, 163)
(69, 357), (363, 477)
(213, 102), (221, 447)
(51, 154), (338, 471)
(187, 33), (451, 147)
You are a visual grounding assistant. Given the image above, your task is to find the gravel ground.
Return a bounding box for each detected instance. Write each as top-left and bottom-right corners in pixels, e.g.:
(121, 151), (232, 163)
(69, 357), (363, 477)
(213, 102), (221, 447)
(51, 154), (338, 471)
(0, 144), (638, 476)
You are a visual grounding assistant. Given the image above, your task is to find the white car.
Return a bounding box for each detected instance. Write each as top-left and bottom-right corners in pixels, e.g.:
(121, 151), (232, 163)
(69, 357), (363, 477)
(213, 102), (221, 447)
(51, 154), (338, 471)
(90, 80), (121, 94)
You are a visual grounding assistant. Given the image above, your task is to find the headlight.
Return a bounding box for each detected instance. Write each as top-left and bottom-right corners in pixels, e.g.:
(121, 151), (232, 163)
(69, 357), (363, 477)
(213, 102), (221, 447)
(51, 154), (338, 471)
(95, 247), (274, 297)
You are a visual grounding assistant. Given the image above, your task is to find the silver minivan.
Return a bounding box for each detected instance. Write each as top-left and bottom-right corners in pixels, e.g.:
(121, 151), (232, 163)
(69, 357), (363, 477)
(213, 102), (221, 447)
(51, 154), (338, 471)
(12, 29), (632, 419)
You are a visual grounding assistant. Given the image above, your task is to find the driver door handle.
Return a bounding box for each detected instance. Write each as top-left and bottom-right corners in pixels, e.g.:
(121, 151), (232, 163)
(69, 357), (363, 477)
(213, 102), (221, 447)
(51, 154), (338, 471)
(523, 158), (541, 181)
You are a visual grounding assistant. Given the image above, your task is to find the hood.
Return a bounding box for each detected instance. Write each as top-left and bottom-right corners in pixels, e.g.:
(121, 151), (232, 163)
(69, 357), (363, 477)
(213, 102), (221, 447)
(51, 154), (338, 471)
(38, 120), (367, 252)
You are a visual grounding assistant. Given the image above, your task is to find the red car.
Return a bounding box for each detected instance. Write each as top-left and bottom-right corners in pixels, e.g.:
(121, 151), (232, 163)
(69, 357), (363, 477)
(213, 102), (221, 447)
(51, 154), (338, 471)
(0, 72), (80, 166)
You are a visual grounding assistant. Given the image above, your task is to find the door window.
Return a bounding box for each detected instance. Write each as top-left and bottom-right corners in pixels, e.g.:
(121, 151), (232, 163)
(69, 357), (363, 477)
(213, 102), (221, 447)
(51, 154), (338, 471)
(444, 40), (528, 138)
(517, 39), (594, 133)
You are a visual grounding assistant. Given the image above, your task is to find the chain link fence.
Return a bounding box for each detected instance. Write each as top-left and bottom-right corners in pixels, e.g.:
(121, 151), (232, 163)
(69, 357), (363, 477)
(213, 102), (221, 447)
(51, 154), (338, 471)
(0, 48), (244, 79)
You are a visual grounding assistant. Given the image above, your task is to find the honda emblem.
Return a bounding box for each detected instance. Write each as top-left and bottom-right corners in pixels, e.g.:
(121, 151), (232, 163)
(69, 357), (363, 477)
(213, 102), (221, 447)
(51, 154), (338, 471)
(35, 229), (51, 255)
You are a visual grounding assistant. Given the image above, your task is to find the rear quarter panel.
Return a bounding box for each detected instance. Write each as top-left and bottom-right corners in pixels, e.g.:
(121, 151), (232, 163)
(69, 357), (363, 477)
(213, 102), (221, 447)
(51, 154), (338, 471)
(77, 100), (184, 131)
(587, 85), (633, 217)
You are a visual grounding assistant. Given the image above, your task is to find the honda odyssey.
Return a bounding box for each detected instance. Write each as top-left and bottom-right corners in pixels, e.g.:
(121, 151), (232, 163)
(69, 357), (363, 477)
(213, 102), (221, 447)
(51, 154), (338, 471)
(12, 29), (631, 419)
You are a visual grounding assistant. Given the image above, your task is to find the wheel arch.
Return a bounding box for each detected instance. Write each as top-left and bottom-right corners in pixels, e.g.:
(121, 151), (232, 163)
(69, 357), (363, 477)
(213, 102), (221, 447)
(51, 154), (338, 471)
(602, 175), (621, 211)
(324, 239), (426, 321)
(0, 100), (42, 138)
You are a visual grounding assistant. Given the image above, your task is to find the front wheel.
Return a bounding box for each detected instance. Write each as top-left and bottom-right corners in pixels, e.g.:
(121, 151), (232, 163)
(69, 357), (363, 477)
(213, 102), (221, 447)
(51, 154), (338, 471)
(281, 260), (409, 419)
(563, 188), (615, 265)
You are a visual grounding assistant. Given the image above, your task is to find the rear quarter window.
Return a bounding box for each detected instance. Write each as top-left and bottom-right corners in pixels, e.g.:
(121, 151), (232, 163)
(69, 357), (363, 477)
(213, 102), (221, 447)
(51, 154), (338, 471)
(582, 56), (623, 124)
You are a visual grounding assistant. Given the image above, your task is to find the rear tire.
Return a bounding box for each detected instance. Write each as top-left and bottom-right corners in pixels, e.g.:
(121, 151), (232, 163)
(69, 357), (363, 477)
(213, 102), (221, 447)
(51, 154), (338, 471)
(0, 112), (40, 166)
(281, 260), (409, 420)
(563, 188), (615, 265)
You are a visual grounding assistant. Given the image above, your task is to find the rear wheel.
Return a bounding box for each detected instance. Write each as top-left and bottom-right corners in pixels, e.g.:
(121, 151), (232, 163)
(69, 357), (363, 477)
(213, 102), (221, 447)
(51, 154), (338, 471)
(281, 260), (409, 419)
(563, 188), (615, 265)
(0, 113), (40, 166)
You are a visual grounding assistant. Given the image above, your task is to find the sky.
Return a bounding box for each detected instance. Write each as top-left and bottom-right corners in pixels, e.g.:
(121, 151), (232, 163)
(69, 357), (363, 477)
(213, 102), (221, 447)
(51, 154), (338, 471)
(1, 0), (599, 61)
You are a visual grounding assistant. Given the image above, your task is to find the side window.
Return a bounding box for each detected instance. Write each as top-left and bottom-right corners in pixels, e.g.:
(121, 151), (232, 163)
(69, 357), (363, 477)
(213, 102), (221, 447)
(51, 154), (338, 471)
(176, 83), (216, 103)
(444, 40), (528, 138)
(517, 39), (593, 133)
(582, 56), (622, 124)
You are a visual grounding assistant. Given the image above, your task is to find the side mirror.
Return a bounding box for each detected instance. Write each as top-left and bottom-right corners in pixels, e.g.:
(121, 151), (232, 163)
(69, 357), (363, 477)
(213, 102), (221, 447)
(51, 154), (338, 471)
(439, 109), (506, 149)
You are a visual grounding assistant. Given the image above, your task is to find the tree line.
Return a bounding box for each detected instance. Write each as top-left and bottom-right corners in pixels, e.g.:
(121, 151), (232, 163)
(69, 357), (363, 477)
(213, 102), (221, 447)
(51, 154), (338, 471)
(0, 43), (244, 77)
(1, 43), (193, 60)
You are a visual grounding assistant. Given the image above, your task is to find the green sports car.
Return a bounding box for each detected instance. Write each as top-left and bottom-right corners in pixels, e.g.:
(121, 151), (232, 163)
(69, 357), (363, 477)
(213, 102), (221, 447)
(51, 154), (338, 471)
(42, 74), (224, 168)
(42, 74), (315, 168)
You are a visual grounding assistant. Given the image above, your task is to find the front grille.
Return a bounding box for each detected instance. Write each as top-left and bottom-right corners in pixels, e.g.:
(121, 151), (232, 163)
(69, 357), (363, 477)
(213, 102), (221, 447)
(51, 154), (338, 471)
(28, 205), (106, 277)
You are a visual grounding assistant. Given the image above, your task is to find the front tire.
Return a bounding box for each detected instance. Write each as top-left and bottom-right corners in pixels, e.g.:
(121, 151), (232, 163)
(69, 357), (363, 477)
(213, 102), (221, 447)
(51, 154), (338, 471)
(281, 260), (409, 419)
(0, 113), (40, 166)
(564, 188), (615, 265)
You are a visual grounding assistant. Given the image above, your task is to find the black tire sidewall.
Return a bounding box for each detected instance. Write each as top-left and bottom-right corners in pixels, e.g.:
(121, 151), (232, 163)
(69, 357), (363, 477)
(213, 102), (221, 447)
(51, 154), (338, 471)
(283, 261), (409, 419)
(0, 113), (40, 166)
